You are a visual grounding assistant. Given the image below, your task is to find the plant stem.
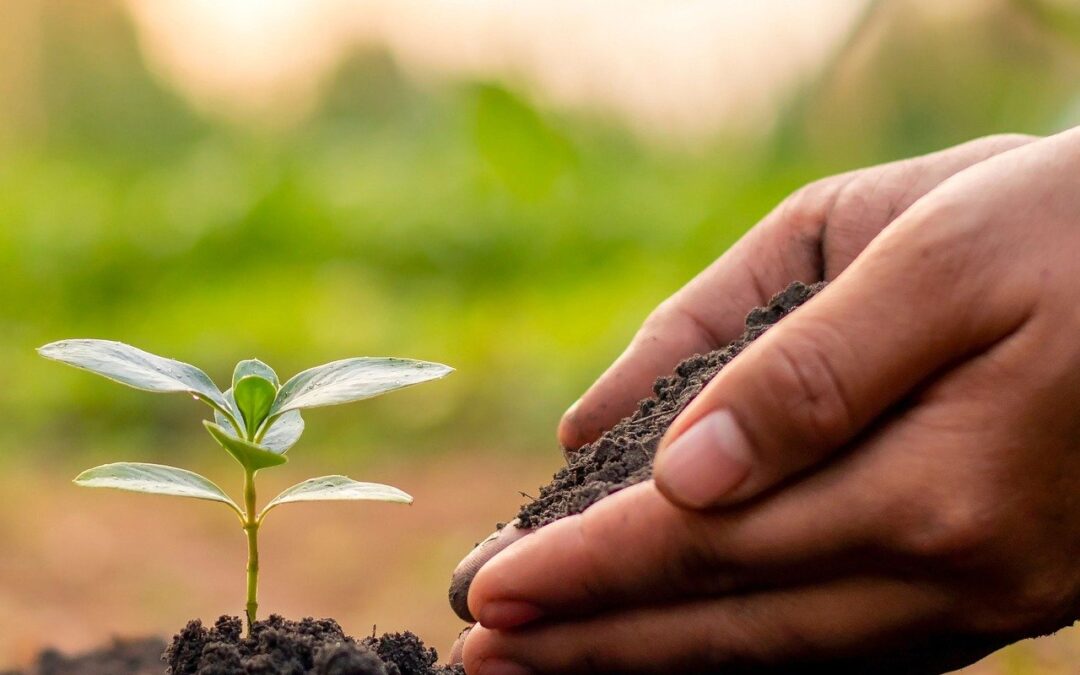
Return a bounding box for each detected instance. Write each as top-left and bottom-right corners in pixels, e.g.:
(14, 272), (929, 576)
(252, 413), (279, 444)
(243, 468), (259, 634)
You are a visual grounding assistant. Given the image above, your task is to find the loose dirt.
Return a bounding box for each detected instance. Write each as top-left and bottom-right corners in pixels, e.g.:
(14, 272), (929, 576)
(517, 281), (825, 528)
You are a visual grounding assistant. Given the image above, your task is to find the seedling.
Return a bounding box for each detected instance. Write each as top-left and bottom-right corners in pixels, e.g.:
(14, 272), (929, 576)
(37, 339), (452, 631)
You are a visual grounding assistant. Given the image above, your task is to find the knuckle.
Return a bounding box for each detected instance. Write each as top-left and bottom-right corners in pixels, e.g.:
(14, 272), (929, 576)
(775, 175), (848, 237)
(830, 171), (875, 221)
(639, 300), (679, 340)
(873, 194), (982, 287)
(982, 132), (1039, 151)
(762, 324), (856, 449)
(786, 175), (846, 216)
(896, 487), (1000, 564)
(891, 191), (971, 250)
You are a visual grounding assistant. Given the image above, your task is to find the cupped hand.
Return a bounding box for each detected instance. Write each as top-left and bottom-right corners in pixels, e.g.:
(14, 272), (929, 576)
(459, 127), (1080, 673)
(449, 132), (1037, 624)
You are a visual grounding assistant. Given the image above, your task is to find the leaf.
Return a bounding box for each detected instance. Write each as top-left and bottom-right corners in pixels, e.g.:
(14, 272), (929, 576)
(233, 359), (279, 389)
(38, 339), (228, 410)
(260, 410), (305, 453)
(217, 388), (247, 437)
(260, 475), (412, 519)
(234, 375), (276, 439)
(74, 462), (241, 515)
(270, 358), (453, 415)
(204, 421), (288, 472)
(216, 390), (304, 453)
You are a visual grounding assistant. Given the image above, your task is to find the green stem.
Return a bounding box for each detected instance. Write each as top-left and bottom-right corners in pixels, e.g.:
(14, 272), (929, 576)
(252, 413), (280, 444)
(243, 468), (259, 634)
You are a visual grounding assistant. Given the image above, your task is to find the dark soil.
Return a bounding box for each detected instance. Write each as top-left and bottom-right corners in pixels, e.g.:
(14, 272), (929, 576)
(9, 616), (462, 675)
(165, 615), (463, 675)
(517, 281), (825, 528)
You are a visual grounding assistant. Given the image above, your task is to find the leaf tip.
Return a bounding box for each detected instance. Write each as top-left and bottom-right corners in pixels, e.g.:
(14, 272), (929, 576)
(36, 341), (61, 358)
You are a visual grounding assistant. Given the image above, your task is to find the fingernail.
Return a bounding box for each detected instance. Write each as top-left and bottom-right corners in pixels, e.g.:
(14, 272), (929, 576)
(477, 600), (544, 629)
(479, 659), (533, 675)
(655, 410), (752, 507)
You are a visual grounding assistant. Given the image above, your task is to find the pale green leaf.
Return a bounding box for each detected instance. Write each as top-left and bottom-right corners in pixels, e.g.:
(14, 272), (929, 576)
(216, 389), (303, 453)
(233, 359), (279, 389)
(259, 410), (304, 453)
(204, 421), (288, 472)
(74, 462), (241, 515)
(38, 339), (228, 410)
(270, 358), (452, 415)
(260, 475), (412, 519)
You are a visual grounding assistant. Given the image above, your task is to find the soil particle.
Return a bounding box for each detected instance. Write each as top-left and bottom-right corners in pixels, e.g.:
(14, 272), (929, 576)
(517, 281), (825, 528)
(164, 615), (462, 675)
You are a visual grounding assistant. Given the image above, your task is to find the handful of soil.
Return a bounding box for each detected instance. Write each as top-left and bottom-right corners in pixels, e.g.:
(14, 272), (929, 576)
(518, 281), (824, 528)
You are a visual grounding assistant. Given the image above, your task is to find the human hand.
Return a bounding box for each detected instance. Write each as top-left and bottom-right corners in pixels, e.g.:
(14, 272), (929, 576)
(449, 132), (1037, 624)
(459, 127), (1080, 673)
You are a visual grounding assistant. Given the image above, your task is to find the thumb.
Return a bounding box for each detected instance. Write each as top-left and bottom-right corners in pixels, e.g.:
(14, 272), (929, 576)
(653, 204), (1027, 509)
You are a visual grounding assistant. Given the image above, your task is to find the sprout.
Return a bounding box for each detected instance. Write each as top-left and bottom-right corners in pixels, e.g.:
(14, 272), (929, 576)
(38, 339), (452, 632)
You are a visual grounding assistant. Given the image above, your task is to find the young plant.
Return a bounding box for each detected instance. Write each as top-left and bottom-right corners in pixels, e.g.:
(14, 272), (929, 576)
(38, 339), (452, 631)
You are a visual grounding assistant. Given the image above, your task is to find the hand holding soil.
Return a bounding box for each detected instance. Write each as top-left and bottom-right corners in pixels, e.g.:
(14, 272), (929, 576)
(452, 128), (1080, 672)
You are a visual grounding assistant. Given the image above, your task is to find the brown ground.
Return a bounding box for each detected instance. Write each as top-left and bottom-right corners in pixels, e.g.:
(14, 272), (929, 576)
(0, 449), (1076, 673)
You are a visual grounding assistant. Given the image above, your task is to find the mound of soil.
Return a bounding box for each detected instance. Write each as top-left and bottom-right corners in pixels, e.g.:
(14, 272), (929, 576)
(9, 616), (461, 675)
(166, 615), (463, 675)
(517, 281), (825, 528)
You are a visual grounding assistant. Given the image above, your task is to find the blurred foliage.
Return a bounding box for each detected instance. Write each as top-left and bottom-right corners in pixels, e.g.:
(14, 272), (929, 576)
(0, 0), (1078, 470)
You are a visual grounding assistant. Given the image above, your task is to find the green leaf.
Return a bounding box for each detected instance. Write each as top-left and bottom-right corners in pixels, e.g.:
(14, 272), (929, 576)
(204, 421), (288, 472)
(234, 375), (276, 439)
(260, 410), (305, 453)
(270, 358), (453, 415)
(260, 475), (412, 520)
(74, 462), (241, 515)
(38, 339), (228, 410)
(233, 359), (279, 389)
(216, 389), (304, 453)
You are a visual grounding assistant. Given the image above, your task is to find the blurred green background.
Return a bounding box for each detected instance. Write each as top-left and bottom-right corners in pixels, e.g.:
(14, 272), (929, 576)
(1, 0), (1079, 671)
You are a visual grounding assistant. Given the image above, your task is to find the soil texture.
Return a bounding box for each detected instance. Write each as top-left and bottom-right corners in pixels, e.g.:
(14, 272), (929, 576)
(166, 615), (463, 675)
(9, 616), (462, 675)
(517, 280), (825, 528)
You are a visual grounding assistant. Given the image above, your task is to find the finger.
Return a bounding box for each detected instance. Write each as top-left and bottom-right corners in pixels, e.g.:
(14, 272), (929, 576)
(449, 626), (472, 665)
(464, 577), (997, 675)
(450, 519), (531, 622)
(557, 133), (1038, 451)
(467, 472), (887, 628)
(652, 190), (1035, 510)
(556, 180), (840, 450)
(470, 371), (1023, 626)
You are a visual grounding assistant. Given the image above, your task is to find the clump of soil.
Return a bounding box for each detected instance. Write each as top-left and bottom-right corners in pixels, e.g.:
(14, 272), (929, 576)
(165, 615), (463, 675)
(517, 281), (825, 528)
(4, 637), (167, 675)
